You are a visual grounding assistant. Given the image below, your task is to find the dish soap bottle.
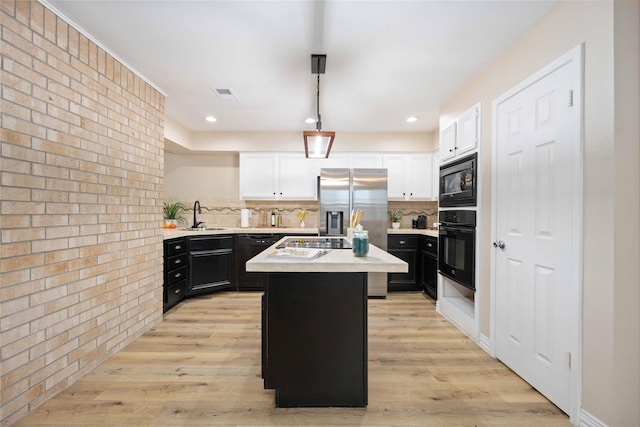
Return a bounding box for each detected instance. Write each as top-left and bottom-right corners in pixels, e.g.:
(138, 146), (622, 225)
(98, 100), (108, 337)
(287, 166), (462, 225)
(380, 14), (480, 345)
(352, 224), (369, 257)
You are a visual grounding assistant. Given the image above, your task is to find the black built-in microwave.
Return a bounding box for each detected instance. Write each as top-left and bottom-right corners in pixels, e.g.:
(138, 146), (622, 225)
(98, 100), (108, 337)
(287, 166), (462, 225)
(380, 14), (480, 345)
(439, 152), (477, 207)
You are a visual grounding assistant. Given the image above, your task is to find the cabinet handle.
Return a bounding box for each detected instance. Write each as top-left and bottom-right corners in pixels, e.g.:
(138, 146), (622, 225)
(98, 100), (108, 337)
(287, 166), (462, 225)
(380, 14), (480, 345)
(175, 245), (182, 250)
(427, 243), (433, 248)
(174, 288), (181, 294)
(399, 240), (406, 245)
(174, 272), (182, 279)
(174, 259), (181, 265)
(449, 149), (453, 152)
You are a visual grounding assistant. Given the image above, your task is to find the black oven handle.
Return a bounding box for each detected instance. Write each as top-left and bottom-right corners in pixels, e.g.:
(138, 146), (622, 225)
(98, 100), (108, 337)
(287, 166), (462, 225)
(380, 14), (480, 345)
(439, 226), (474, 235)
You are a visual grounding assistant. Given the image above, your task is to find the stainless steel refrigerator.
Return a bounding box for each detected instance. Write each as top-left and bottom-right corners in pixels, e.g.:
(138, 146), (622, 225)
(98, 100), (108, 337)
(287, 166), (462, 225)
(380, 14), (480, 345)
(318, 168), (388, 297)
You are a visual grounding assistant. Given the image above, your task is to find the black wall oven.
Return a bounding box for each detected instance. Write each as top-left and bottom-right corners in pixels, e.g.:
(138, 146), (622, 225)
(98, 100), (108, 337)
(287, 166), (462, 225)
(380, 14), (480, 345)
(438, 210), (476, 291)
(439, 152), (477, 207)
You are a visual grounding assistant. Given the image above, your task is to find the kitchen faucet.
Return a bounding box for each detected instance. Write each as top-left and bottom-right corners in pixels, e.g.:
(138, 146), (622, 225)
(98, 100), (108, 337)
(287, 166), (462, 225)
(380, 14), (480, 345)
(192, 200), (204, 229)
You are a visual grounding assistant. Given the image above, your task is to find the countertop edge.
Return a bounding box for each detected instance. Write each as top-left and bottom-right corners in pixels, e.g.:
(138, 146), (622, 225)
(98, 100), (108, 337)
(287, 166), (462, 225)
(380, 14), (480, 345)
(246, 237), (408, 273)
(163, 227), (438, 240)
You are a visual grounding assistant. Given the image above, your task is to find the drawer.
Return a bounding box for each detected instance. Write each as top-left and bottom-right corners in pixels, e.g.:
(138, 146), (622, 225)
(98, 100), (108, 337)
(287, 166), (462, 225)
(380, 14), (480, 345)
(165, 253), (187, 272)
(166, 280), (186, 308)
(165, 238), (186, 256)
(188, 235), (234, 251)
(166, 265), (187, 286)
(388, 235), (418, 249)
(421, 236), (437, 256)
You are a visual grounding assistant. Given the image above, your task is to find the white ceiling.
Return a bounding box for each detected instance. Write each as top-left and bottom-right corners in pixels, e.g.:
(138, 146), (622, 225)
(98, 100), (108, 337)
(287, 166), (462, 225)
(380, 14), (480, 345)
(46, 0), (559, 133)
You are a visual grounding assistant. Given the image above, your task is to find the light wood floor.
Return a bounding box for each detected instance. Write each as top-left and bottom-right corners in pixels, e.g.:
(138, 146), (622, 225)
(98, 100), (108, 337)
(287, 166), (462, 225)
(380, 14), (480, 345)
(17, 291), (570, 426)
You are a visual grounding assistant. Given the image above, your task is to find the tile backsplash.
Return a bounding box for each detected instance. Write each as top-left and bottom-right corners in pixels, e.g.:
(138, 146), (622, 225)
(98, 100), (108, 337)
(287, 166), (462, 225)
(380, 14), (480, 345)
(171, 198), (438, 230)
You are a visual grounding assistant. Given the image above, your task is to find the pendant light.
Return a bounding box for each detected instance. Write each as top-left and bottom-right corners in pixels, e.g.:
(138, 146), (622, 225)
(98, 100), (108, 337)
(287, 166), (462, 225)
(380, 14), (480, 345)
(303, 54), (335, 158)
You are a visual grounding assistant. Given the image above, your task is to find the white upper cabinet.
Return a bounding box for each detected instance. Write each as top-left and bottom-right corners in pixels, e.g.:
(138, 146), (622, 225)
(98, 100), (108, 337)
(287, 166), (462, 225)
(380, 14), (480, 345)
(315, 153), (381, 171)
(239, 153), (278, 200)
(440, 102), (481, 164)
(382, 155), (407, 200)
(240, 152), (436, 201)
(239, 153), (317, 200)
(439, 121), (457, 163)
(456, 103), (481, 156)
(278, 154), (317, 200)
(349, 153), (382, 169)
(383, 153), (437, 201)
(316, 154), (349, 170)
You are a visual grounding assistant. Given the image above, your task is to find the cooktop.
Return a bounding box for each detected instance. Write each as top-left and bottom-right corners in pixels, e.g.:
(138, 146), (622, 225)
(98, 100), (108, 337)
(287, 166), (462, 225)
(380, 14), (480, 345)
(276, 237), (352, 250)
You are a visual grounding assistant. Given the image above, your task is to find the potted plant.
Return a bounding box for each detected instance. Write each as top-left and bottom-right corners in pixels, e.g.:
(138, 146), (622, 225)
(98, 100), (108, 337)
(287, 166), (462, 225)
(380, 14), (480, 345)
(390, 210), (403, 229)
(163, 201), (187, 228)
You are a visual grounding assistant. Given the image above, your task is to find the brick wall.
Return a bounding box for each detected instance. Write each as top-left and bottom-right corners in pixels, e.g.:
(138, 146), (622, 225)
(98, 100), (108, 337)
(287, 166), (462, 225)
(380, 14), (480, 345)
(0, 1), (165, 424)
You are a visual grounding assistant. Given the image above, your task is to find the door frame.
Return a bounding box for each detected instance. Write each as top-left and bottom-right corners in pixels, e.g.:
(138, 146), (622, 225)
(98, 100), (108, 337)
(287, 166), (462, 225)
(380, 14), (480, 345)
(489, 44), (584, 423)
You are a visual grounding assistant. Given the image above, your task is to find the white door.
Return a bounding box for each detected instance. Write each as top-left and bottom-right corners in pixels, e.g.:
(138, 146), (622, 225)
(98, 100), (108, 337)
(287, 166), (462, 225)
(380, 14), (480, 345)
(493, 48), (581, 415)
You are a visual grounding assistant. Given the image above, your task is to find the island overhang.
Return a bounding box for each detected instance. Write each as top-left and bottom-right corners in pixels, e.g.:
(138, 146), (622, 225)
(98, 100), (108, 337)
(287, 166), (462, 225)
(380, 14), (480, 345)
(246, 236), (408, 273)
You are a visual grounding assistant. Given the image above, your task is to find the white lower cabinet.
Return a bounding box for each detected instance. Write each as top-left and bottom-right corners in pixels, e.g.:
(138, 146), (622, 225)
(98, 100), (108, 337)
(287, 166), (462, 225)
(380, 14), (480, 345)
(383, 153), (437, 201)
(239, 153), (317, 200)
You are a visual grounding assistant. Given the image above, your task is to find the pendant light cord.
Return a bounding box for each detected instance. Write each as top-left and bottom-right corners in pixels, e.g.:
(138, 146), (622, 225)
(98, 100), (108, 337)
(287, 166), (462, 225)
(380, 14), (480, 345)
(316, 74), (322, 132)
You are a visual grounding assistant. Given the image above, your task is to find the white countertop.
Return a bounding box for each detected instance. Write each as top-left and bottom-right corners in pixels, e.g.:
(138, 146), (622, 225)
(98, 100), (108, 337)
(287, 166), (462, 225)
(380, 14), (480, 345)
(163, 227), (438, 240)
(246, 236), (408, 273)
(162, 227), (313, 240)
(388, 228), (439, 237)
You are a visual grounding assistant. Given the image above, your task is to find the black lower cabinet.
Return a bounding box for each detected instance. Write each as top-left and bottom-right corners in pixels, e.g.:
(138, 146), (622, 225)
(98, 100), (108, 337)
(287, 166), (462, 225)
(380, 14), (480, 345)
(164, 237), (187, 312)
(262, 272), (367, 407)
(187, 235), (234, 296)
(419, 235), (438, 300)
(235, 233), (316, 291)
(387, 234), (419, 291)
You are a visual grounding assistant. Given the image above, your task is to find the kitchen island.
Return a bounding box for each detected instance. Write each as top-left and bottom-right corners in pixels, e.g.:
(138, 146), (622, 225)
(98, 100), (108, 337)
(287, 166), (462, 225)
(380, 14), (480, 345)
(247, 236), (407, 408)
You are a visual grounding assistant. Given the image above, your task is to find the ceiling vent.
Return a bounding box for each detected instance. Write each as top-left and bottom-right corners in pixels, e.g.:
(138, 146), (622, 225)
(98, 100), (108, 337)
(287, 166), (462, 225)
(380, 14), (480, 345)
(211, 87), (238, 101)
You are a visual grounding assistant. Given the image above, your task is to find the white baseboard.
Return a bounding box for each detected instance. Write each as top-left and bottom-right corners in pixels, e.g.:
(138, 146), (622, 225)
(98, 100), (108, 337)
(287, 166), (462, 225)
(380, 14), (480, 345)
(478, 333), (493, 356)
(578, 408), (608, 427)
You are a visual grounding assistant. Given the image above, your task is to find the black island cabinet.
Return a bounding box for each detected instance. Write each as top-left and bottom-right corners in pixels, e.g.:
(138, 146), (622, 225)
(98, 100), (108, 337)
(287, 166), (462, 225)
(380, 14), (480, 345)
(247, 236), (406, 408)
(262, 271), (368, 407)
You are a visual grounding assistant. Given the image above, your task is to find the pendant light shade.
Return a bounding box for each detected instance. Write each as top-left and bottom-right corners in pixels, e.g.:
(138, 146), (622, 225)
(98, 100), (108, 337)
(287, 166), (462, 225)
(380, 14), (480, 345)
(303, 130), (335, 158)
(304, 54), (334, 158)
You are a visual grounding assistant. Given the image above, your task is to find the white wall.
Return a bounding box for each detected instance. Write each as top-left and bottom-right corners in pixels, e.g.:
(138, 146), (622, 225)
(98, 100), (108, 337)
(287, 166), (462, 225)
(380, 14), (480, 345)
(165, 152), (239, 202)
(164, 128), (437, 153)
(439, 1), (639, 425)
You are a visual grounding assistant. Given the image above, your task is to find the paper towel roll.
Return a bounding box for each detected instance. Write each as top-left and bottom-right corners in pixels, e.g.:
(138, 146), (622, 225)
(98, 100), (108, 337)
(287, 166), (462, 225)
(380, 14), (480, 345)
(240, 209), (251, 228)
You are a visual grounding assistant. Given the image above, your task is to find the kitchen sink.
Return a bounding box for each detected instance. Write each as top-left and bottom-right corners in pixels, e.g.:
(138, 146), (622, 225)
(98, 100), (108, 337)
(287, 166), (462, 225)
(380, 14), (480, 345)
(183, 227), (226, 231)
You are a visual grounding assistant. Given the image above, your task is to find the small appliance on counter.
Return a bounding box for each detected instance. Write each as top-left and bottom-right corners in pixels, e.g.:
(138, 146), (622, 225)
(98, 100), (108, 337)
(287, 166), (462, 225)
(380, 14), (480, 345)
(415, 215), (427, 229)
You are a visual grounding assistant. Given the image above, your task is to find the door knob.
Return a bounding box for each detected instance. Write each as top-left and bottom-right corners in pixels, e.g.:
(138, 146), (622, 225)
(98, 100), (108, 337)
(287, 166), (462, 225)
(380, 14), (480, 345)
(493, 240), (506, 249)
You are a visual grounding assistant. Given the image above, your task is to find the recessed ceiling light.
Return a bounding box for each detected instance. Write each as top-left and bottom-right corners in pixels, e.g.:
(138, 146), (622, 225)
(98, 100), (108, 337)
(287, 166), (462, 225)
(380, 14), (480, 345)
(406, 116), (418, 123)
(305, 117), (316, 124)
(205, 116), (217, 122)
